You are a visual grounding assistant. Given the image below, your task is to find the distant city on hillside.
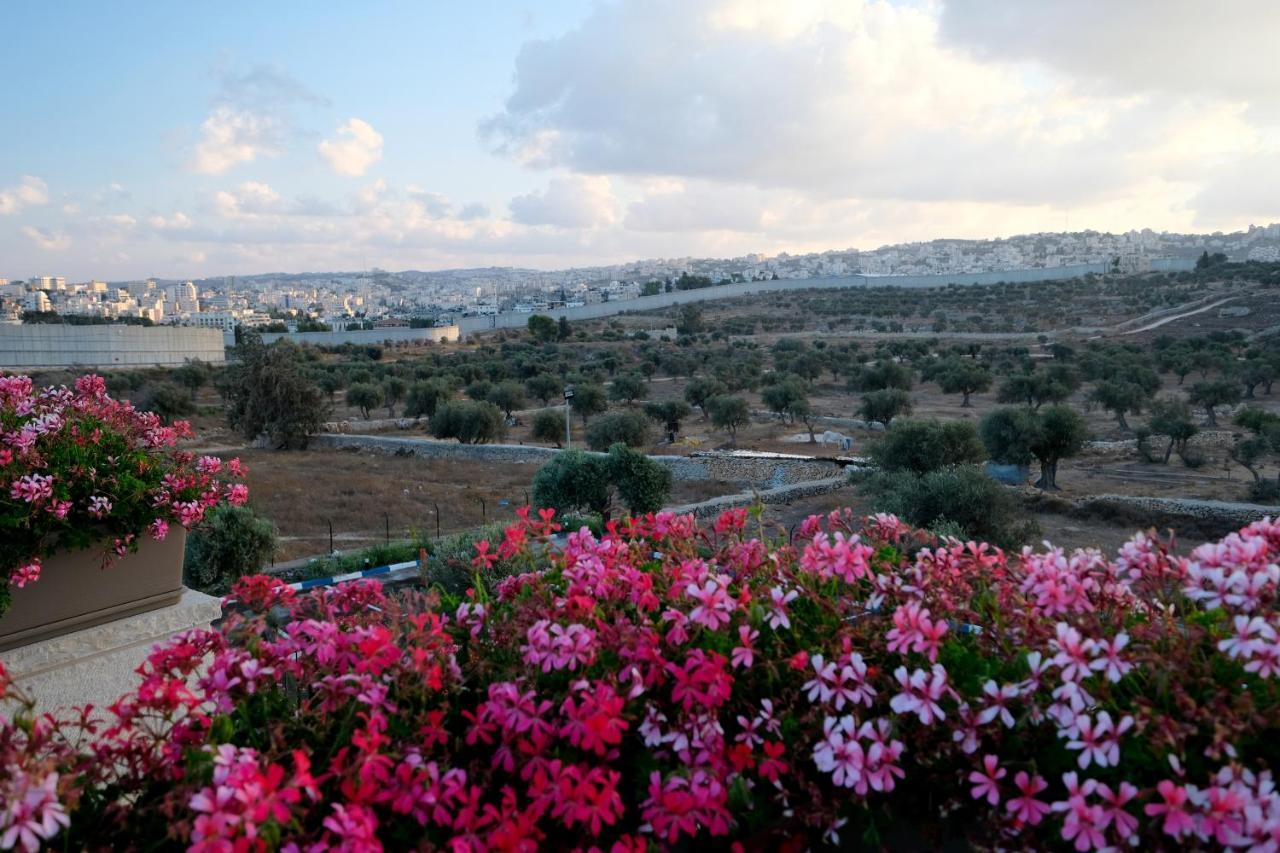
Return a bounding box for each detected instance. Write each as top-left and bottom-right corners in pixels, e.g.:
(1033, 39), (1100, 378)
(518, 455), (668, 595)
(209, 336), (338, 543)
(3, 223), (1279, 332)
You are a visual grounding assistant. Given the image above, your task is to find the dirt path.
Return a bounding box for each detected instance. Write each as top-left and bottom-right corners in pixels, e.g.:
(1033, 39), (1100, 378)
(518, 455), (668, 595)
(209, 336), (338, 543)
(1120, 296), (1237, 335)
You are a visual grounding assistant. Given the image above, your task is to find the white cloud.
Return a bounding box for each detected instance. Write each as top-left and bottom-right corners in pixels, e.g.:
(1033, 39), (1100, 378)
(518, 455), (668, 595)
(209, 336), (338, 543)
(319, 118), (384, 177)
(484, 0), (1266, 230)
(509, 175), (619, 228)
(938, 1), (1280, 104)
(148, 211), (194, 230)
(0, 176), (49, 215)
(193, 106), (285, 174)
(213, 181), (283, 218)
(20, 225), (70, 251)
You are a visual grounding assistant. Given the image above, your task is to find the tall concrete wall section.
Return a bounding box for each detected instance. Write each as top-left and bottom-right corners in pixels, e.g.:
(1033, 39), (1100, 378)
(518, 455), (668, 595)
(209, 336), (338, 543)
(258, 325), (461, 347)
(457, 263), (1107, 338)
(0, 325), (226, 369)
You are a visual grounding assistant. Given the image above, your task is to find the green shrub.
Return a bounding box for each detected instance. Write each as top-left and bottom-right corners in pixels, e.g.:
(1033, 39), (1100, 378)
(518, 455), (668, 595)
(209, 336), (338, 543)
(868, 418), (986, 474)
(585, 411), (649, 451)
(430, 400), (506, 444)
(861, 463), (1034, 549)
(184, 505), (278, 595)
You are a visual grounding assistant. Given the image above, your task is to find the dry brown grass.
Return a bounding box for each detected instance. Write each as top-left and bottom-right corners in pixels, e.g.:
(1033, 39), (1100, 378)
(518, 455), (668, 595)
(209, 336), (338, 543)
(221, 448), (743, 562)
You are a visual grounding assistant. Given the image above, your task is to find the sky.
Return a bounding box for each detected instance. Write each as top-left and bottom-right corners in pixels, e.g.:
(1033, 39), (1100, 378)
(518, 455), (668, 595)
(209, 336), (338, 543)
(2, 0), (1278, 281)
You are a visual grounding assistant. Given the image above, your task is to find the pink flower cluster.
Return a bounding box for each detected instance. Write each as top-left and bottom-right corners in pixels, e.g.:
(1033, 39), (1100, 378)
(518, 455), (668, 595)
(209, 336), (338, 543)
(0, 372), (247, 604)
(0, 509), (1278, 850)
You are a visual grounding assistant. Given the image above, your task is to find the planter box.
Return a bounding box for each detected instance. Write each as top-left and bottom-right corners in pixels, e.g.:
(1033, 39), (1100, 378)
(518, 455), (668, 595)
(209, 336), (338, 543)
(0, 529), (187, 652)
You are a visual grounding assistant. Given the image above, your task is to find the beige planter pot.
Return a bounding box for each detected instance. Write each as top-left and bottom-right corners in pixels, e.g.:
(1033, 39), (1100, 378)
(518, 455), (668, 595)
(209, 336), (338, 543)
(0, 529), (187, 652)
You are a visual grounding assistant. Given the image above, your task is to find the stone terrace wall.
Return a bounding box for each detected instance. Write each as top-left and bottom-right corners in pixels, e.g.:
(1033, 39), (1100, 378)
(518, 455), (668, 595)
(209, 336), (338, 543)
(1074, 494), (1278, 539)
(669, 476), (851, 519)
(311, 434), (841, 487)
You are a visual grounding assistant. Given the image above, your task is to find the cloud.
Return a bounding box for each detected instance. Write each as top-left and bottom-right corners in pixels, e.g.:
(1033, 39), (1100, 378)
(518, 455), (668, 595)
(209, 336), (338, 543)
(509, 175), (619, 228)
(20, 225), (70, 251)
(193, 107), (286, 174)
(938, 1), (1280, 105)
(1190, 150), (1280, 227)
(191, 64), (324, 174)
(319, 118), (384, 176)
(213, 181), (283, 218)
(0, 176), (49, 215)
(148, 211), (194, 230)
(483, 0), (1262, 219)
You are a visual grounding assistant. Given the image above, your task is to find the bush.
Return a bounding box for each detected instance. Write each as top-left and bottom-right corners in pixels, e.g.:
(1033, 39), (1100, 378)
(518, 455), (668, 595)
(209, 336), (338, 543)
(585, 410), (650, 451)
(859, 388), (912, 425)
(183, 505), (277, 595)
(530, 408), (566, 447)
(221, 334), (327, 449)
(531, 450), (611, 516)
(861, 463), (1034, 548)
(532, 445), (672, 517)
(404, 379), (451, 419)
(345, 382), (382, 419)
(868, 418), (987, 474)
(607, 443), (671, 514)
(429, 400), (506, 444)
(10, 510), (1280, 850)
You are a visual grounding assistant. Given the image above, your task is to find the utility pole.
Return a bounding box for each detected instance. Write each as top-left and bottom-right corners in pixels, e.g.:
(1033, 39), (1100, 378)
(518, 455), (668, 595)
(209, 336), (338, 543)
(563, 385), (574, 450)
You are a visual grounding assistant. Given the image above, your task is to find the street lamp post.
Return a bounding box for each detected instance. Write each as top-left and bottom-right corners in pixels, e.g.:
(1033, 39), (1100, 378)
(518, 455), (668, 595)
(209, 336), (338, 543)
(563, 386), (574, 450)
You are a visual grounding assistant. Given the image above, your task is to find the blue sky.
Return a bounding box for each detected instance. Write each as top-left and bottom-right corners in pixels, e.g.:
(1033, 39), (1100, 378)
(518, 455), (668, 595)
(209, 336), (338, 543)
(2, 1), (1277, 280)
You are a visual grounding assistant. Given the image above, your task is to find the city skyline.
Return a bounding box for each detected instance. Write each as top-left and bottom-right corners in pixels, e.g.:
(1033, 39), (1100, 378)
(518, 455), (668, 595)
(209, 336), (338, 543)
(3, 1), (1279, 280)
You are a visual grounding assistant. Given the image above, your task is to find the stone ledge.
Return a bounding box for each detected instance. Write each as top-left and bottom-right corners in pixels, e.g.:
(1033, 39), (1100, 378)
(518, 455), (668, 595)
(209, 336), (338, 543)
(3, 588), (222, 711)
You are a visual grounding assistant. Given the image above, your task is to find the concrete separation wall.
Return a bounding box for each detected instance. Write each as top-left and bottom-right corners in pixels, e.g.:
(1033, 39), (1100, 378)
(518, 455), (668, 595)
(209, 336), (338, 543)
(260, 325), (460, 347)
(311, 434), (841, 487)
(0, 324), (225, 368)
(457, 263), (1107, 338)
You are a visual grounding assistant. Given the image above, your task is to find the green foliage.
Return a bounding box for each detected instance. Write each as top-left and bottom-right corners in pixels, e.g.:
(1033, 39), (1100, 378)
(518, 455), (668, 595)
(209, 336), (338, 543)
(859, 388), (912, 426)
(183, 505), (278, 595)
(675, 304), (703, 335)
(861, 464), (1034, 549)
(1189, 380), (1243, 426)
(525, 374), (562, 406)
(1029, 405), (1089, 490)
(221, 334), (327, 450)
(869, 418), (987, 475)
(531, 409), (566, 447)
(643, 400), (691, 437)
(532, 451), (612, 517)
(1148, 397), (1199, 463)
(531, 446), (672, 519)
(137, 382), (194, 424)
(404, 379), (451, 419)
(684, 376), (727, 418)
(760, 376), (808, 423)
(172, 360), (211, 401)
(486, 381), (526, 418)
(996, 365), (1080, 410)
(607, 444), (672, 514)
(345, 383), (382, 419)
(429, 400), (506, 444)
(848, 361), (914, 392)
(527, 314), (557, 342)
(981, 405), (1087, 489)
(608, 373), (647, 404)
(382, 377), (408, 417)
(707, 394), (750, 442)
(585, 410), (650, 451)
(569, 383), (608, 425)
(1090, 379), (1153, 431)
(934, 359), (992, 407)
(979, 407), (1037, 466)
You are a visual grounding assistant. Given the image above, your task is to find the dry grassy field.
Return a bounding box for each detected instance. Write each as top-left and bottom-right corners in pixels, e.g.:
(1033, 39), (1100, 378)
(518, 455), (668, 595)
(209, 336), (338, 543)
(218, 448), (737, 562)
